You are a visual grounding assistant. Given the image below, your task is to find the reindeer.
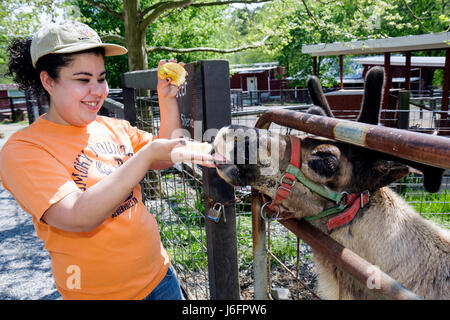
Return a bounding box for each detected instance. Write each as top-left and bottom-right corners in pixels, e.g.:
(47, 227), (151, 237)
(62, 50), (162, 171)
(213, 67), (450, 299)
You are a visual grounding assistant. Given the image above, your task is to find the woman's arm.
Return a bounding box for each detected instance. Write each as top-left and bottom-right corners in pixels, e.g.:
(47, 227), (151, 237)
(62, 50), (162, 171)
(148, 59), (184, 170)
(42, 139), (213, 232)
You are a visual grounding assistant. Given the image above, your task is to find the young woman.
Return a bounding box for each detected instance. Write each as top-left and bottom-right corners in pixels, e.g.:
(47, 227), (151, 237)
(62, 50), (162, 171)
(0, 21), (213, 300)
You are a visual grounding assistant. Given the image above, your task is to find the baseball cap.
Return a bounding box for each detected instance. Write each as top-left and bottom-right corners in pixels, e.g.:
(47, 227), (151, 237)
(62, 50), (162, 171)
(30, 21), (128, 68)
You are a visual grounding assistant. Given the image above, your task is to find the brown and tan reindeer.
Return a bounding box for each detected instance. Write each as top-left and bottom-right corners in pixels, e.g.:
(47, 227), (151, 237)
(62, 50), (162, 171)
(213, 67), (450, 300)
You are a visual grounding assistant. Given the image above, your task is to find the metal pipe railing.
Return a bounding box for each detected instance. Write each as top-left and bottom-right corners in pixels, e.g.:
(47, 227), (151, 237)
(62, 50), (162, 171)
(255, 109), (450, 170)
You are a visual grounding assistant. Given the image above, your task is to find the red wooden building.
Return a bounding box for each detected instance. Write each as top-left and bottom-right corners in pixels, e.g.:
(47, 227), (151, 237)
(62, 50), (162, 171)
(0, 84), (27, 121)
(230, 62), (287, 93)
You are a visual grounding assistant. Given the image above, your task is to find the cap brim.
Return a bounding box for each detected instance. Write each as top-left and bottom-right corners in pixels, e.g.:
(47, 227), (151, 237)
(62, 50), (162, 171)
(53, 42), (128, 57)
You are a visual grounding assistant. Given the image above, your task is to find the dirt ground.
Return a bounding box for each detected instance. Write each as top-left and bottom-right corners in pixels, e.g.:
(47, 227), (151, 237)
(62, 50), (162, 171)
(0, 122), (61, 300)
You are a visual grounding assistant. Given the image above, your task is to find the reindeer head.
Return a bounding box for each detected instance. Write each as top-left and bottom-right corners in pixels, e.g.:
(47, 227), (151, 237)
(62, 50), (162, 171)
(214, 67), (442, 220)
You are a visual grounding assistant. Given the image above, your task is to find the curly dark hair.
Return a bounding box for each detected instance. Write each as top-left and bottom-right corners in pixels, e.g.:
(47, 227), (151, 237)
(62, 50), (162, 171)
(7, 38), (105, 100)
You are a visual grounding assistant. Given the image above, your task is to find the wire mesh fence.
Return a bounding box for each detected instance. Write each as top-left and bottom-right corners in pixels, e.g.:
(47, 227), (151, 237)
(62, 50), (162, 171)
(133, 92), (210, 299)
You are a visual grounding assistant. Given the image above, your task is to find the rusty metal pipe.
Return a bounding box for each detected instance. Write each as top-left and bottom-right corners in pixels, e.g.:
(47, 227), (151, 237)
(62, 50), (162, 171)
(255, 109), (450, 170)
(280, 219), (422, 300)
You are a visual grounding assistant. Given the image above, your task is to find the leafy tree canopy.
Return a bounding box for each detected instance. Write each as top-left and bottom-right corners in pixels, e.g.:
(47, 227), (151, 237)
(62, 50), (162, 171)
(226, 0), (449, 86)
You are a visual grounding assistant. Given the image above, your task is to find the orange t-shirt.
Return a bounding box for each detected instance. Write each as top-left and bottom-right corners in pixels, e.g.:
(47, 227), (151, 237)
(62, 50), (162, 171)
(0, 115), (170, 299)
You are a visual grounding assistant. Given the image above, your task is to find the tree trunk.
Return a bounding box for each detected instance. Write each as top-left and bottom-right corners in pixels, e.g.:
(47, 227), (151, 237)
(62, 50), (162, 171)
(123, 0), (160, 197)
(123, 0), (148, 71)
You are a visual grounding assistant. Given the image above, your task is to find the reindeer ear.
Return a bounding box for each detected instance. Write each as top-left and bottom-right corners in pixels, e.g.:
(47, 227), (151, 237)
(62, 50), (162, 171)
(355, 159), (410, 192)
(388, 159), (444, 193)
(306, 105), (328, 116)
(307, 75), (334, 117)
(372, 152), (444, 193)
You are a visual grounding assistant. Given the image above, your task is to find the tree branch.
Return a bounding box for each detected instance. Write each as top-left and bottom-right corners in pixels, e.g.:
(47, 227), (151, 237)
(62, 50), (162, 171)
(190, 0), (272, 8)
(100, 34), (126, 45)
(141, 0), (194, 30)
(146, 35), (271, 53)
(141, 1), (173, 20)
(300, 0), (321, 29)
(400, 0), (431, 33)
(141, 0), (272, 30)
(81, 0), (124, 21)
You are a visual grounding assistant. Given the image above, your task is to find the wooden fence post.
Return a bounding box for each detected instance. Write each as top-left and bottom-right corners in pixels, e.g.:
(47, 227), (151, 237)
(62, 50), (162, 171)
(176, 60), (239, 299)
(398, 90), (410, 130)
(201, 60), (240, 300)
(121, 73), (137, 126)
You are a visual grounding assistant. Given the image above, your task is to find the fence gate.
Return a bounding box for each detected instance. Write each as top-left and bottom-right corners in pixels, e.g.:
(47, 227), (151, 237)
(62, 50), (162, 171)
(120, 60), (239, 300)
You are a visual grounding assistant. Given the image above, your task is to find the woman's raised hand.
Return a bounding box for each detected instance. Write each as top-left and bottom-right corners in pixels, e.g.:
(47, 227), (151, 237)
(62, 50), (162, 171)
(157, 59), (184, 100)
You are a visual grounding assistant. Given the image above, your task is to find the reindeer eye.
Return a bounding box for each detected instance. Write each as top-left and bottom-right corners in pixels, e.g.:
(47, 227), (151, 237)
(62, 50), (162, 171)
(308, 153), (339, 178)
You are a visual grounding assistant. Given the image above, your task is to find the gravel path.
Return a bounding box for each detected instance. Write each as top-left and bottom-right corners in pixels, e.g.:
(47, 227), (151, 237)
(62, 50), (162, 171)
(0, 123), (61, 300)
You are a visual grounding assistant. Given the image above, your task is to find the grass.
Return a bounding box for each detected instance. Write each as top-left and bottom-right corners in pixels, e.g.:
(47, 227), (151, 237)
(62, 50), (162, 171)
(401, 188), (450, 228)
(0, 120), (29, 125)
(161, 224), (206, 271)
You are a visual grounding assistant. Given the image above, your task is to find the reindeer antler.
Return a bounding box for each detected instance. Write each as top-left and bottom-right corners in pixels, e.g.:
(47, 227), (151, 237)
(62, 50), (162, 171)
(357, 66), (384, 125)
(306, 75), (335, 117)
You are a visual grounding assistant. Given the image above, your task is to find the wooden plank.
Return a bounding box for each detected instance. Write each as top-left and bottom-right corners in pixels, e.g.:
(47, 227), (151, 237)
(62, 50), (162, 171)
(121, 73), (137, 126)
(381, 52), (392, 126)
(397, 90), (410, 130)
(200, 60), (240, 300)
(176, 62), (204, 140)
(121, 69), (158, 90)
(102, 97), (124, 118)
(405, 51), (411, 90)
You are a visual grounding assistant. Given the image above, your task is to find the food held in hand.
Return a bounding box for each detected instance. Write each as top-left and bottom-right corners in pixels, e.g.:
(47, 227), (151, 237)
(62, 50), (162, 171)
(158, 62), (187, 86)
(178, 140), (213, 154)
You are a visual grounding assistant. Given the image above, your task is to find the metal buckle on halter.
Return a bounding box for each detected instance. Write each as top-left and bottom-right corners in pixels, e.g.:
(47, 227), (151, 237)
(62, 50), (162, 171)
(360, 191), (370, 208)
(277, 185), (291, 194)
(280, 174), (296, 188)
(260, 200), (281, 222)
(276, 174), (296, 196)
(337, 191), (349, 206)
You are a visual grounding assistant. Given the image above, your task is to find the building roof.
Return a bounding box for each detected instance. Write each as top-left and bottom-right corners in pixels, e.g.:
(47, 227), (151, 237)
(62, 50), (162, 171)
(231, 62), (279, 74)
(354, 55), (446, 68)
(302, 32), (450, 57)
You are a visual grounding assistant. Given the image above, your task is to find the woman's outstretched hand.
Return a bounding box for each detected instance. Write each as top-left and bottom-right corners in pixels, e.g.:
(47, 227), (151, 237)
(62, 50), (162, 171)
(148, 138), (215, 168)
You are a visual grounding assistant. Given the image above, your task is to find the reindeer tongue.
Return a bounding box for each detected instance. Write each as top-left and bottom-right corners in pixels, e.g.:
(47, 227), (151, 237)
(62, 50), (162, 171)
(212, 152), (228, 164)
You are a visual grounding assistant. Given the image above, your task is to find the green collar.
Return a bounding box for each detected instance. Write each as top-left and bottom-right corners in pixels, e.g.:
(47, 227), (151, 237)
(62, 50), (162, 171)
(284, 164), (347, 222)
